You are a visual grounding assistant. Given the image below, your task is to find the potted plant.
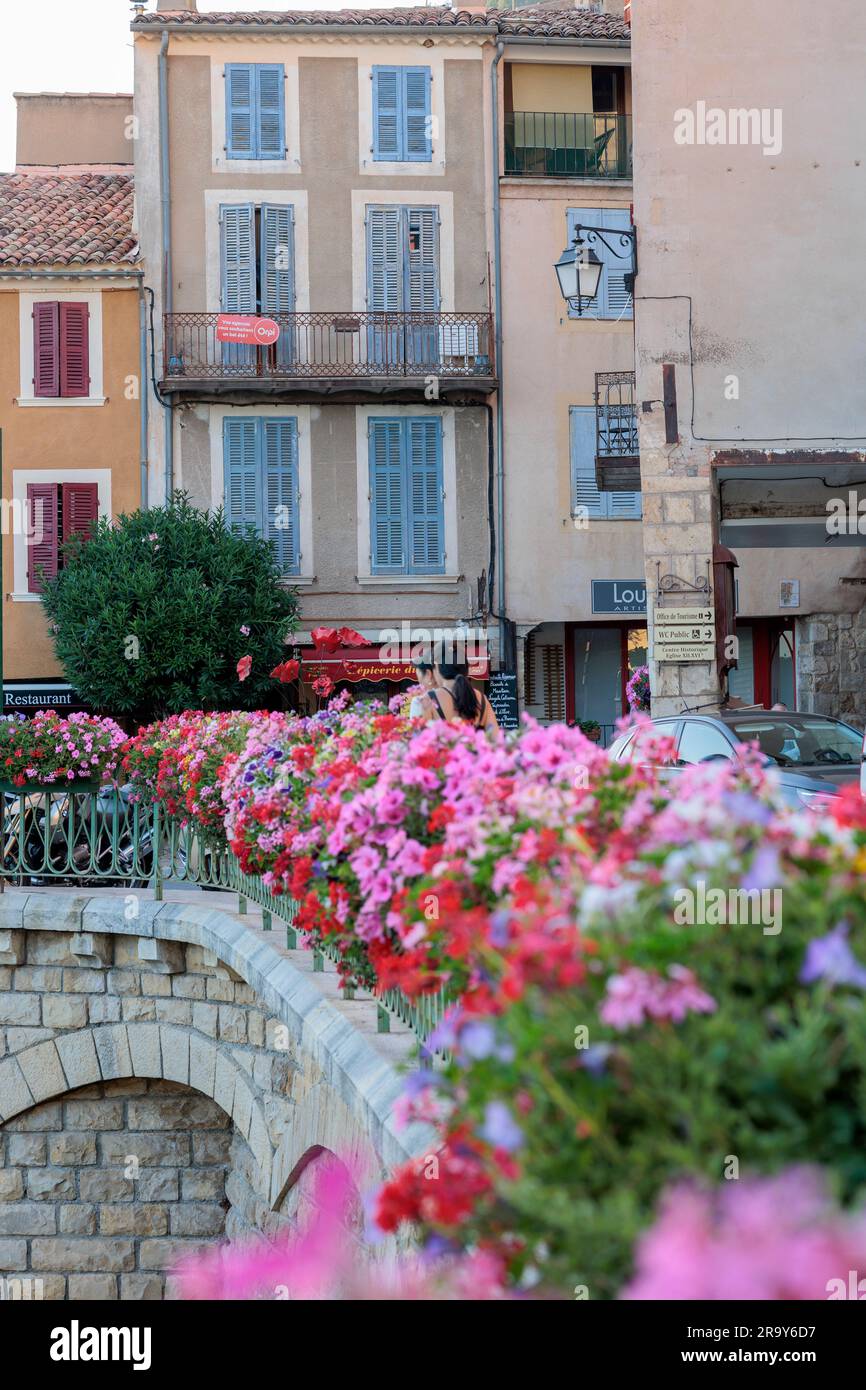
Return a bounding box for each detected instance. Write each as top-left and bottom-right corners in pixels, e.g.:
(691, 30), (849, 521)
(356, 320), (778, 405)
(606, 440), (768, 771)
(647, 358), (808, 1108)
(0, 711), (126, 793)
(626, 664), (652, 714)
(577, 718), (602, 742)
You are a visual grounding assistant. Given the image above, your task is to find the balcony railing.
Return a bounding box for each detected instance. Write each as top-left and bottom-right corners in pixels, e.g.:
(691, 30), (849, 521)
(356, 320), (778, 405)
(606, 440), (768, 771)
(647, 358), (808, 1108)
(595, 370), (641, 491)
(504, 111), (632, 178)
(163, 311), (495, 384)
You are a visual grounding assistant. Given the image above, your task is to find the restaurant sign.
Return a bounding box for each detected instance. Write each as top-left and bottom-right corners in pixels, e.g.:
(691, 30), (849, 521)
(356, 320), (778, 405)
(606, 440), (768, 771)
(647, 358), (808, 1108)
(591, 580), (647, 615)
(4, 682), (87, 713)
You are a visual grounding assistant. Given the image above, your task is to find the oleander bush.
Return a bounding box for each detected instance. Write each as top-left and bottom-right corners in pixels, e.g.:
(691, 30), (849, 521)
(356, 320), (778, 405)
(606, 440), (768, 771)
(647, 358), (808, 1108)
(41, 493), (299, 723)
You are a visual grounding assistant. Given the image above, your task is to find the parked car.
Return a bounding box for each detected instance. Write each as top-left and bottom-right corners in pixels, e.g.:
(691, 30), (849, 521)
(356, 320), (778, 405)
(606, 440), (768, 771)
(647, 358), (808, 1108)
(609, 710), (863, 808)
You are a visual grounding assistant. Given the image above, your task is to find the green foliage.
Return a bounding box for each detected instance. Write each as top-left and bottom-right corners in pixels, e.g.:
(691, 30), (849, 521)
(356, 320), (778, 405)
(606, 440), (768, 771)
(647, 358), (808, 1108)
(41, 494), (298, 722)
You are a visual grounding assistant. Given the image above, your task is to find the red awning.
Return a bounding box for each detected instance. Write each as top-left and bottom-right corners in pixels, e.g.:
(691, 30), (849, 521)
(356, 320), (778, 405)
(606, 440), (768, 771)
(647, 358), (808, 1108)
(300, 646), (489, 683)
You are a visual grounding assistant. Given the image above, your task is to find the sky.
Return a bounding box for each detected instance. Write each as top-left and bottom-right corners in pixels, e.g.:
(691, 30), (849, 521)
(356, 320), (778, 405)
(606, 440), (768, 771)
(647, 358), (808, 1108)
(0, 0), (427, 171)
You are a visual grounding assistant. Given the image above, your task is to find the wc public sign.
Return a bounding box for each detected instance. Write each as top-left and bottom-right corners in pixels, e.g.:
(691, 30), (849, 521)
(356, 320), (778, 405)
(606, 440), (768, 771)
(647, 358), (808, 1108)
(591, 580), (647, 614)
(216, 314), (281, 346)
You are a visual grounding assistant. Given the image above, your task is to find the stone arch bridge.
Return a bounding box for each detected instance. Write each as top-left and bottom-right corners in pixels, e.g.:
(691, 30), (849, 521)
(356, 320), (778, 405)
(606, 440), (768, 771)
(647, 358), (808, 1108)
(0, 889), (430, 1300)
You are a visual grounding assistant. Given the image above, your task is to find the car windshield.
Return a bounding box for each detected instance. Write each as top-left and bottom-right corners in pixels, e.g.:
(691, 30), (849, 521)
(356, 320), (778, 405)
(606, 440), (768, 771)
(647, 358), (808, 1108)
(726, 717), (862, 767)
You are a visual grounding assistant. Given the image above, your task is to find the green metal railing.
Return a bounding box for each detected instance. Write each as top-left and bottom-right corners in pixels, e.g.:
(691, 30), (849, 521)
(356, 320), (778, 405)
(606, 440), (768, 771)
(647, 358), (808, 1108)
(504, 111), (632, 178)
(0, 787), (451, 1052)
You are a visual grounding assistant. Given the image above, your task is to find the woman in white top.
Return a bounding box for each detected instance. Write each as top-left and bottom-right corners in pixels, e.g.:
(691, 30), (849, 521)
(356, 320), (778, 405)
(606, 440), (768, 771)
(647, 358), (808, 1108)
(409, 660), (438, 719)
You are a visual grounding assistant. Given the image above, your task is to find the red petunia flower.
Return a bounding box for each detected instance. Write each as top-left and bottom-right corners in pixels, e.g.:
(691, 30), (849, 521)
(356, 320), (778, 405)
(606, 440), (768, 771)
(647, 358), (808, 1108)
(236, 655), (252, 682)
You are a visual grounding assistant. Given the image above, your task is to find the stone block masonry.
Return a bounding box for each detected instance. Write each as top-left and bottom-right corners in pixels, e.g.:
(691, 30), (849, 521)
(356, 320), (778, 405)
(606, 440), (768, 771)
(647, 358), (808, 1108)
(0, 895), (435, 1300)
(1, 1077), (228, 1298)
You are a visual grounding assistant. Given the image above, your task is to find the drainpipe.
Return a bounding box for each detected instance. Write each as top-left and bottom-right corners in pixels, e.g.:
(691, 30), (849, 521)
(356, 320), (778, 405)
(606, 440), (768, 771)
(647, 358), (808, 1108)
(138, 282), (149, 509)
(158, 28), (174, 502)
(491, 41), (507, 670)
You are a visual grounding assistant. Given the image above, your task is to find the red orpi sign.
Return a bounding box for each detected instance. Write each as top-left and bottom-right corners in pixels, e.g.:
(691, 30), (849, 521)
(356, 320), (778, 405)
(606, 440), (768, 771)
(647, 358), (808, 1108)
(216, 314), (281, 346)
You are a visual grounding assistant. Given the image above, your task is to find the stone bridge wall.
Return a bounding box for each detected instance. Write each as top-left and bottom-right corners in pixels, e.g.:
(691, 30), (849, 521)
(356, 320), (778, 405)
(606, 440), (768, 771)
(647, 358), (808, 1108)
(0, 892), (429, 1300)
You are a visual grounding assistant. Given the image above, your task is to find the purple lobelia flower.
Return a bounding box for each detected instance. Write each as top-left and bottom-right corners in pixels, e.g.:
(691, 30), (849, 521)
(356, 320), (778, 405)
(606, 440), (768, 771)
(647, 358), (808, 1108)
(480, 1101), (524, 1153)
(800, 923), (866, 989)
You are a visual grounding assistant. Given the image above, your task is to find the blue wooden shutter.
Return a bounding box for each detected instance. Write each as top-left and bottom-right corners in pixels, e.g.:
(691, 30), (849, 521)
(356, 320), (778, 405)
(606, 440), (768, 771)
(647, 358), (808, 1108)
(406, 207), (439, 311)
(262, 418), (299, 573)
(407, 418), (444, 573)
(261, 204), (295, 365)
(607, 476), (642, 519)
(256, 64), (285, 159)
(369, 418), (405, 572)
(570, 405), (605, 519)
(366, 207), (402, 311)
(404, 67), (432, 161)
(372, 67), (401, 161)
(601, 208), (634, 321)
(226, 64), (254, 158)
(566, 206), (634, 321)
(223, 417), (260, 534)
(220, 204), (256, 311)
(220, 204), (256, 368)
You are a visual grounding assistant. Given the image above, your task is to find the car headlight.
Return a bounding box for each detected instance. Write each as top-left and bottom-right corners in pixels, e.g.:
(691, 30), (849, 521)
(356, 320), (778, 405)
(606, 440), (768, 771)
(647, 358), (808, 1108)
(796, 789), (831, 809)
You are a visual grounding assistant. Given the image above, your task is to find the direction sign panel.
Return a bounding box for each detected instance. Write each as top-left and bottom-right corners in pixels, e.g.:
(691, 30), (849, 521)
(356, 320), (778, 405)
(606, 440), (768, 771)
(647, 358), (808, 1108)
(653, 606), (714, 626)
(656, 641), (717, 663)
(656, 624), (715, 644)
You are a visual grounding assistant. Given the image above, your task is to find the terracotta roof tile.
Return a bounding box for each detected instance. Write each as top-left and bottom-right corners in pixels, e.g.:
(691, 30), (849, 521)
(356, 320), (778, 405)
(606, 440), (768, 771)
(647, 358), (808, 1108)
(0, 172), (137, 268)
(132, 6), (630, 41)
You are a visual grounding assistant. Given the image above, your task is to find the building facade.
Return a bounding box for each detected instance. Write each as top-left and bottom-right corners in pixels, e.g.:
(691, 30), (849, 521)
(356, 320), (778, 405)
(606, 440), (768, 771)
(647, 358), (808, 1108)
(494, 5), (641, 738)
(133, 3), (501, 695)
(0, 95), (142, 713)
(630, 0), (866, 725)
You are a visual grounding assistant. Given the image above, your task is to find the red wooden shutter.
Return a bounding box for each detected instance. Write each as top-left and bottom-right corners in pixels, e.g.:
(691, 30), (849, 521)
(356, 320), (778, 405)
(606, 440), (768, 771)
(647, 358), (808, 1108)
(32, 302), (60, 397)
(62, 482), (99, 543)
(59, 302), (90, 397)
(26, 483), (60, 592)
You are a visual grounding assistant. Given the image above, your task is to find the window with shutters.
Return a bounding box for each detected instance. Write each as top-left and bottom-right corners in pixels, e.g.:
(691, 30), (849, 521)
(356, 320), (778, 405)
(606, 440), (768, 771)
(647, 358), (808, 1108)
(225, 64), (286, 160)
(372, 66), (432, 162)
(32, 302), (90, 398)
(368, 417), (444, 575)
(25, 481), (99, 593)
(541, 645), (565, 723)
(565, 206), (633, 321)
(219, 202), (296, 365)
(223, 416), (300, 575)
(570, 405), (641, 520)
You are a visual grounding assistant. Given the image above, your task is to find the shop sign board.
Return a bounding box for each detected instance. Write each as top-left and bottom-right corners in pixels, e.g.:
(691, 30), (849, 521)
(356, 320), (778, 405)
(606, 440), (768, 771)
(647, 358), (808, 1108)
(591, 580), (647, 614)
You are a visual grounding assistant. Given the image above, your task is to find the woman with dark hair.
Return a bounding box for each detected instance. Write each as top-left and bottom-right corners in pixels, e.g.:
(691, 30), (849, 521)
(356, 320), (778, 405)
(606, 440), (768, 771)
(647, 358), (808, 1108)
(422, 655), (498, 730)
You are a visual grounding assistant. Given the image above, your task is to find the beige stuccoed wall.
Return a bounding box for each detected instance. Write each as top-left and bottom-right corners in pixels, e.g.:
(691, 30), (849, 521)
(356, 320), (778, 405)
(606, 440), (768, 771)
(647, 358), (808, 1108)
(15, 95), (133, 168)
(631, 0), (866, 715)
(161, 40), (490, 316)
(500, 183), (643, 624)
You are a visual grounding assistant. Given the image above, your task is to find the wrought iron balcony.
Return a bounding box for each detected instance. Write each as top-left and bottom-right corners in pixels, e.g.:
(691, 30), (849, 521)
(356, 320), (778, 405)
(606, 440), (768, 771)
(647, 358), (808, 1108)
(504, 111), (632, 179)
(162, 311), (496, 402)
(595, 370), (641, 491)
